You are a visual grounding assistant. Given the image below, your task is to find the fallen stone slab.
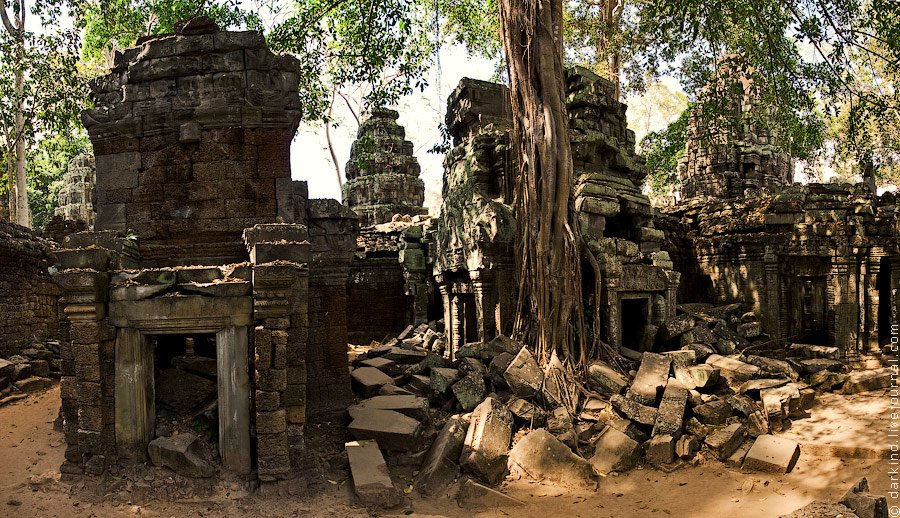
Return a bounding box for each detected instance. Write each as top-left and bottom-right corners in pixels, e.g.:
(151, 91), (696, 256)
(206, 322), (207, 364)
(645, 434), (675, 466)
(460, 397), (513, 485)
(351, 367), (393, 398)
(503, 347), (543, 397)
(742, 434), (800, 474)
(798, 358), (843, 374)
(726, 394), (757, 417)
(663, 349), (697, 367)
(359, 356), (398, 374)
(452, 372), (486, 411)
(507, 429), (596, 488)
(843, 368), (893, 394)
(348, 408), (422, 451)
(488, 352), (514, 388)
(706, 355), (760, 386)
(407, 374), (431, 394)
(148, 433), (215, 478)
(13, 376), (53, 393)
(588, 361), (630, 396)
(778, 501), (859, 518)
(610, 394), (658, 426)
(760, 384), (801, 425)
(378, 384), (414, 396)
(675, 364), (720, 389)
(705, 423), (746, 461)
(659, 314), (695, 341)
(346, 439), (400, 508)
(626, 352), (671, 405)
(406, 353), (451, 377)
(745, 355), (799, 380)
(840, 477), (888, 518)
(414, 415), (468, 497)
(809, 370), (848, 391)
(725, 439), (753, 469)
(383, 347), (428, 364)
(589, 425), (641, 474)
(507, 398), (547, 426)
(692, 399), (732, 425)
(456, 478), (525, 509)
(652, 382), (688, 437)
(675, 434), (699, 459)
(0, 359), (14, 380)
(682, 343), (716, 362)
(430, 367), (461, 395)
(739, 378), (790, 396)
(790, 343), (840, 360)
(350, 395), (429, 422)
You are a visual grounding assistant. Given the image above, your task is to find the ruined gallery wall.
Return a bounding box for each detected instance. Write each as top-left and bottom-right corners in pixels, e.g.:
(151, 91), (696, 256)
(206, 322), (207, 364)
(348, 229), (410, 344)
(0, 222), (59, 357)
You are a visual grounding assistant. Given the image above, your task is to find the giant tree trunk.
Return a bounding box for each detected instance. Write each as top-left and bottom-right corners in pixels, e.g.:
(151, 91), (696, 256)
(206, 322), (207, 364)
(499, 0), (585, 366)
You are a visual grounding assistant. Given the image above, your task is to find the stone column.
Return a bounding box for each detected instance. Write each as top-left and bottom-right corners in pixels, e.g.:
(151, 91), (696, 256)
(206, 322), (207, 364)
(114, 328), (154, 461)
(865, 256), (881, 353)
(449, 293), (463, 360)
(217, 326), (251, 475)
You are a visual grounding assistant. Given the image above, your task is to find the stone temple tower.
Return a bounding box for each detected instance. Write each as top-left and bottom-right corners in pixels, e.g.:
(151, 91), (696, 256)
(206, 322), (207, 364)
(342, 108), (427, 226)
(54, 154), (96, 227)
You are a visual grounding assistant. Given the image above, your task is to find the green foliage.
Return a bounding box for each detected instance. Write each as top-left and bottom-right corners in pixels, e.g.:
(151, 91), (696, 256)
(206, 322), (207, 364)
(79, 0), (260, 61)
(640, 106), (688, 197)
(267, 0), (435, 123)
(27, 130), (90, 229)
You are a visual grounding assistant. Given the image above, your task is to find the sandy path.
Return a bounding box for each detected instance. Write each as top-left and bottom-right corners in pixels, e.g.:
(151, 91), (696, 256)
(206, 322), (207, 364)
(0, 386), (892, 517)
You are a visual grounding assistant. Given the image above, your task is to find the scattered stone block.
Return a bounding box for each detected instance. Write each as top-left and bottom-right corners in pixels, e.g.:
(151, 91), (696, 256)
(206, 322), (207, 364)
(589, 425), (641, 474)
(692, 399), (732, 425)
(737, 322), (761, 338)
(383, 346), (427, 364)
(682, 343), (716, 362)
(460, 397), (513, 485)
(348, 408), (422, 451)
(705, 423), (746, 460)
(840, 478), (889, 518)
(456, 478), (524, 508)
(0, 359), (13, 380)
(414, 415), (468, 497)
(645, 434), (675, 466)
(350, 395), (429, 422)
(799, 358), (843, 374)
(675, 364), (720, 389)
(726, 394), (756, 416)
(503, 347), (544, 397)
(626, 352), (671, 405)
(760, 384), (801, 425)
(746, 410), (770, 436)
(675, 434), (699, 459)
(653, 383), (688, 437)
(351, 367), (393, 397)
(738, 378), (790, 396)
(809, 370), (847, 391)
(610, 394), (658, 426)
(659, 314), (695, 341)
(745, 355), (799, 380)
(378, 384), (414, 396)
(13, 376), (53, 393)
(778, 501), (858, 518)
(430, 367), (461, 395)
(346, 439), (400, 508)
(507, 398), (547, 426)
(706, 354), (760, 386)
(452, 372), (486, 411)
(407, 374), (431, 394)
(587, 361), (630, 395)
(843, 368), (893, 394)
(546, 407), (577, 448)
(488, 352), (514, 388)
(725, 439), (753, 469)
(148, 433), (215, 478)
(507, 429), (596, 488)
(742, 434), (800, 474)
(790, 343), (840, 360)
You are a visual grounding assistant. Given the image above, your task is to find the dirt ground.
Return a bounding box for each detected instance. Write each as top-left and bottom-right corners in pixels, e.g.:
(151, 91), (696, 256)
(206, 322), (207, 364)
(0, 385), (894, 518)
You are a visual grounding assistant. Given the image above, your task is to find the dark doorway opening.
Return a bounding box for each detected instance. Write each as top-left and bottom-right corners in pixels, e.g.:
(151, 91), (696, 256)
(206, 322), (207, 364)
(621, 298), (650, 351)
(878, 256), (892, 344)
(153, 334), (219, 447)
(459, 294), (479, 343)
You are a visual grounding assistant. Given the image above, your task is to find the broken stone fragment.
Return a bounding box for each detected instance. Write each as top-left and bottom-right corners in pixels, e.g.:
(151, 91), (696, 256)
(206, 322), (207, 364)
(507, 398), (547, 426)
(675, 434), (699, 459)
(345, 439), (401, 508)
(692, 399), (732, 425)
(458, 357), (487, 378)
(460, 397), (513, 486)
(378, 384), (414, 396)
(451, 372), (486, 411)
(383, 346), (428, 364)
(652, 382), (688, 437)
(789, 343), (840, 360)
(704, 422), (746, 461)
(610, 394), (658, 426)
(809, 369), (847, 391)
(507, 429), (597, 488)
(414, 414), (468, 497)
(351, 367), (394, 398)
(626, 352), (671, 405)
(589, 425), (641, 475)
(674, 364), (720, 390)
(587, 360), (630, 395)
(349, 395), (429, 422)
(738, 378), (790, 396)
(348, 408), (422, 451)
(430, 367), (461, 394)
(406, 374), (431, 394)
(488, 352), (514, 389)
(682, 343), (715, 362)
(645, 434), (675, 466)
(546, 407), (577, 448)
(742, 434), (800, 474)
(541, 352), (573, 410)
(745, 355), (799, 380)
(840, 477), (889, 518)
(659, 314), (695, 341)
(725, 439), (753, 469)
(705, 354), (760, 386)
(798, 358), (843, 374)
(843, 368), (893, 394)
(404, 353), (449, 377)
(502, 347), (544, 397)
(737, 322), (761, 338)
(147, 433), (215, 478)
(778, 501), (858, 518)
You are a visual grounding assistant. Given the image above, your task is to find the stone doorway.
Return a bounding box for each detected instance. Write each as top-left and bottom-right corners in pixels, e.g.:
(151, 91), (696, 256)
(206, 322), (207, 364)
(153, 334), (219, 446)
(877, 256), (892, 345)
(621, 297), (651, 351)
(114, 326), (250, 475)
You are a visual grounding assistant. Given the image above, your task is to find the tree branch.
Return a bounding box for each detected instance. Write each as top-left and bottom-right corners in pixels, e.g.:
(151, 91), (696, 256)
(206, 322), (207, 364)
(0, 0), (19, 36)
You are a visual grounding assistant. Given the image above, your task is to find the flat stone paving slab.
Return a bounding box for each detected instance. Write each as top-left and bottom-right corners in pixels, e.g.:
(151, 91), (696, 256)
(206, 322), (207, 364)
(346, 439), (400, 508)
(351, 367), (393, 397)
(742, 434), (800, 474)
(348, 408), (422, 451)
(349, 395), (429, 422)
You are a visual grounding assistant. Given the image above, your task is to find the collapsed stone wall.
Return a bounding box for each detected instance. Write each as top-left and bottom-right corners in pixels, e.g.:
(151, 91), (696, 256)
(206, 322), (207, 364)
(342, 109), (427, 226)
(0, 222), (58, 357)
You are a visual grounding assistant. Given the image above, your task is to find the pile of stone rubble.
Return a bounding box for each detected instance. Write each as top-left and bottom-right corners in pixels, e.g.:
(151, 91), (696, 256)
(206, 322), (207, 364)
(0, 340), (60, 406)
(780, 477), (888, 518)
(342, 304), (894, 508)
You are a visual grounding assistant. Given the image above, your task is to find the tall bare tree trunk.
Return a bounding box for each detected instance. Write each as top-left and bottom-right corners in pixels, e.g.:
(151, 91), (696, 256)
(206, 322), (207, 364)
(499, 0), (585, 366)
(1, 0), (30, 227)
(13, 66), (29, 227)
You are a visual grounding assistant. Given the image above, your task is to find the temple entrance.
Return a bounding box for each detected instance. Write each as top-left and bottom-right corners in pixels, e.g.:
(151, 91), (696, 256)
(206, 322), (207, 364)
(621, 297), (651, 351)
(878, 256), (892, 344)
(784, 258), (829, 344)
(459, 293), (480, 343)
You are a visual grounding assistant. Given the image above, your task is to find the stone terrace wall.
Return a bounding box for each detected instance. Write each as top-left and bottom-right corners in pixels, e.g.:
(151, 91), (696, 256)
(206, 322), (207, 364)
(0, 222), (58, 356)
(81, 21), (304, 264)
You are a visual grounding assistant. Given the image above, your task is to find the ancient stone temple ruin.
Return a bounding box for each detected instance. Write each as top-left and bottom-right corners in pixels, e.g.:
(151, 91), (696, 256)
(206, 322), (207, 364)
(342, 109), (427, 227)
(53, 21), (357, 483)
(0, 222), (58, 357)
(54, 154), (96, 227)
